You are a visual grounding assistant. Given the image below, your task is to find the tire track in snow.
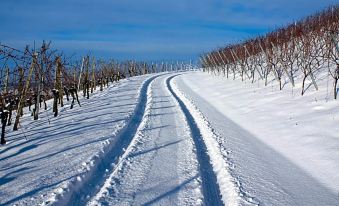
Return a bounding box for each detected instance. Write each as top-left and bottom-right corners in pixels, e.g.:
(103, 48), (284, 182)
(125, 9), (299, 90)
(51, 74), (164, 206)
(87, 74), (157, 205)
(167, 74), (240, 206)
(88, 74), (203, 205)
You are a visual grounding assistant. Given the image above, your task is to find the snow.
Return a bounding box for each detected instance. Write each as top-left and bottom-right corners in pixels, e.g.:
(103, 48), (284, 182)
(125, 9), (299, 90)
(168, 75), (241, 205)
(0, 74), (156, 205)
(88, 74), (203, 205)
(1, 69), (339, 206)
(175, 70), (339, 205)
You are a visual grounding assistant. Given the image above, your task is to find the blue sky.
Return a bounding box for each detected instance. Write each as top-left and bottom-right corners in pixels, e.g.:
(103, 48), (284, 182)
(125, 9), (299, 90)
(0, 0), (337, 61)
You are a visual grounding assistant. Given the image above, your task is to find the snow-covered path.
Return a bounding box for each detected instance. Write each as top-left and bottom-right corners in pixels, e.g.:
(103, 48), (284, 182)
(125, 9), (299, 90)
(87, 73), (238, 205)
(1, 71), (339, 206)
(88, 74), (205, 205)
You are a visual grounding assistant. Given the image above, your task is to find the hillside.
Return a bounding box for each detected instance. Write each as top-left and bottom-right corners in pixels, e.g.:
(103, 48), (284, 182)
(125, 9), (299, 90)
(1, 71), (338, 205)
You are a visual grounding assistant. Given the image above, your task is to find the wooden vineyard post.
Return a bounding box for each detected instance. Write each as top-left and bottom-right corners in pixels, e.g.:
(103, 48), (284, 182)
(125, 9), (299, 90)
(100, 70), (104, 91)
(84, 57), (89, 99)
(330, 31), (339, 99)
(91, 57), (96, 93)
(1, 110), (9, 145)
(77, 57), (85, 90)
(55, 57), (64, 107)
(17, 68), (24, 116)
(216, 50), (227, 77)
(73, 67), (77, 87)
(34, 55), (43, 120)
(3, 67), (9, 94)
(13, 54), (37, 131)
(331, 31), (339, 54)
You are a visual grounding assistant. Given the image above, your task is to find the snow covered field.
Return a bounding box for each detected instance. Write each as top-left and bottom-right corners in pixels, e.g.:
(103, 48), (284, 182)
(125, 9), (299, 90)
(1, 71), (339, 205)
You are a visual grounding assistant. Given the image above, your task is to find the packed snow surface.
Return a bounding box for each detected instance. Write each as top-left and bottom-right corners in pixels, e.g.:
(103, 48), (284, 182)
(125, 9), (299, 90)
(1, 71), (339, 206)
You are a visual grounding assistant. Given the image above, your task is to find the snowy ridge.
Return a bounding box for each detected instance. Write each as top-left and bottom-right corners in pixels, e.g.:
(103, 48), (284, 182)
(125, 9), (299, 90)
(87, 75), (156, 206)
(168, 75), (241, 206)
(46, 74), (162, 206)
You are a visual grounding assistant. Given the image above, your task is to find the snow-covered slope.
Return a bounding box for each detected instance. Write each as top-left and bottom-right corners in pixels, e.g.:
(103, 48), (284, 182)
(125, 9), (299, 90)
(175, 71), (339, 205)
(1, 71), (339, 206)
(0, 74), (158, 205)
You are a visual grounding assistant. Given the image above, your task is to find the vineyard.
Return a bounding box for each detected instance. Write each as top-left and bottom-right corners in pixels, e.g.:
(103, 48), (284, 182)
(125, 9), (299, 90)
(201, 5), (338, 97)
(0, 43), (193, 145)
(1, 3), (339, 206)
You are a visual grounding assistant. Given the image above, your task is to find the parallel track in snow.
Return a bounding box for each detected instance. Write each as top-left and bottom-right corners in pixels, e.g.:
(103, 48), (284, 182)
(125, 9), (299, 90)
(57, 73), (237, 206)
(87, 73), (160, 205)
(87, 74), (203, 205)
(166, 75), (225, 206)
(53, 74), (164, 206)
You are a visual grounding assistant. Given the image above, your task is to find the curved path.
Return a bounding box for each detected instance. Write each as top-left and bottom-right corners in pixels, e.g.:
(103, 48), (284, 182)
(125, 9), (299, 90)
(3, 72), (336, 206)
(85, 72), (339, 206)
(86, 74), (228, 206)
